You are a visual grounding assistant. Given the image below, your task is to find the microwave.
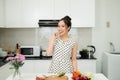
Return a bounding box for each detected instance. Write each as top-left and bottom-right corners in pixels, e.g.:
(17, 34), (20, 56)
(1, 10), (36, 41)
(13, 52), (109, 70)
(20, 46), (40, 57)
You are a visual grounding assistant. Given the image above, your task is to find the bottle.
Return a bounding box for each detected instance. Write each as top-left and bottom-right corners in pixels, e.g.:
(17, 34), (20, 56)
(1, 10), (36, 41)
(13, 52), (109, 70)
(16, 43), (20, 55)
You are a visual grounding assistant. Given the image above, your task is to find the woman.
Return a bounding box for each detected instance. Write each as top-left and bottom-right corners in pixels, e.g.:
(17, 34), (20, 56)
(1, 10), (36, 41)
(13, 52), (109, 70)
(46, 16), (78, 73)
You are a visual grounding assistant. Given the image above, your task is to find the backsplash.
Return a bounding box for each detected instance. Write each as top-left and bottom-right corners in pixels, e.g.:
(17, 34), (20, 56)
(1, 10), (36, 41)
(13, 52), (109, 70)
(37, 27), (92, 51)
(0, 28), (92, 52)
(0, 28), (36, 51)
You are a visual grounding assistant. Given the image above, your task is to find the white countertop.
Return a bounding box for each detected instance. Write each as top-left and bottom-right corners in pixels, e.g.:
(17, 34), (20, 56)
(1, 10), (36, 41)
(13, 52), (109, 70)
(105, 52), (120, 56)
(6, 73), (108, 80)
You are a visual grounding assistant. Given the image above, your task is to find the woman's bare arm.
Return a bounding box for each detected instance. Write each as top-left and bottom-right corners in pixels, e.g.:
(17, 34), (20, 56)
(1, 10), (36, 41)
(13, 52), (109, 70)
(72, 41), (78, 71)
(46, 32), (58, 56)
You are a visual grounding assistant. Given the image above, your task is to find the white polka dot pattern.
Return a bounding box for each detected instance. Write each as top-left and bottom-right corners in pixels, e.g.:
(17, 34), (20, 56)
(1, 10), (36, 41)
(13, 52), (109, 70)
(48, 37), (75, 73)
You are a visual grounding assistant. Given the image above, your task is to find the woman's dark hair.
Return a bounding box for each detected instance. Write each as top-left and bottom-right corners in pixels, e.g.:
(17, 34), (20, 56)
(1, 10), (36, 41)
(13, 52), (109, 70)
(60, 16), (72, 31)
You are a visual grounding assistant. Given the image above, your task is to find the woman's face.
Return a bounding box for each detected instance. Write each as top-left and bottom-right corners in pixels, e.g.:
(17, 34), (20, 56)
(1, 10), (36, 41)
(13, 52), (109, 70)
(57, 20), (70, 36)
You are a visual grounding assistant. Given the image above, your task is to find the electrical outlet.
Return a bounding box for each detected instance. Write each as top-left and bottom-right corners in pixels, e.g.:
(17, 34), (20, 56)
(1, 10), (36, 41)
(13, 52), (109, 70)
(106, 21), (110, 28)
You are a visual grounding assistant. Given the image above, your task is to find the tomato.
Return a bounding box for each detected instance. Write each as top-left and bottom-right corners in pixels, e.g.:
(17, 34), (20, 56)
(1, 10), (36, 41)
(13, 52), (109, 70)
(75, 70), (81, 75)
(36, 76), (41, 80)
(72, 72), (79, 78)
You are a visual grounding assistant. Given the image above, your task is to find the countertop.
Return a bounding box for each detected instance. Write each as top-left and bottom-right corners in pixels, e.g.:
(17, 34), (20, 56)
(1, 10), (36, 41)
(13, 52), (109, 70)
(6, 73), (108, 80)
(0, 56), (97, 61)
(25, 56), (97, 60)
(25, 56), (52, 60)
(105, 52), (120, 56)
(0, 57), (8, 67)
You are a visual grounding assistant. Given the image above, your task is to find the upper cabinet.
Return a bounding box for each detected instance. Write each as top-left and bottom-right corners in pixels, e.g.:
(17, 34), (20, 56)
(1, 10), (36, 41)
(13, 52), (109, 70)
(4, 0), (95, 28)
(38, 0), (54, 19)
(54, 0), (95, 27)
(0, 0), (4, 27)
(5, 0), (22, 28)
(54, 0), (70, 19)
(37, 0), (70, 19)
(5, 0), (39, 28)
(21, 0), (40, 27)
(70, 0), (95, 27)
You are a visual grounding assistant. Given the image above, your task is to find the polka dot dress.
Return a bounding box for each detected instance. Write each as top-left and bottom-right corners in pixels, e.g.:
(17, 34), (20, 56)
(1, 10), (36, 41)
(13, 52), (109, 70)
(48, 37), (75, 73)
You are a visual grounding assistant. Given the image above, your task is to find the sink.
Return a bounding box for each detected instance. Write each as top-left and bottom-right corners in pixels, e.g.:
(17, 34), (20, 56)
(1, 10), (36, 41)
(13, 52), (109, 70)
(110, 52), (120, 54)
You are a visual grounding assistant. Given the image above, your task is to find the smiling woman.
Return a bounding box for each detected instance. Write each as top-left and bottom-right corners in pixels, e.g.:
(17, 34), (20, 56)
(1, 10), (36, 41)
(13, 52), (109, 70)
(46, 16), (78, 74)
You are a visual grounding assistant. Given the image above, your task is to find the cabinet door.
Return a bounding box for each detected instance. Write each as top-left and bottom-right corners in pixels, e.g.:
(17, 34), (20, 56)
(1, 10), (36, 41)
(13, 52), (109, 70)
(20, 60), (34, 73)
(5, 0), (22, 28)
(34, 60), (51, 73)
(0, 0), (4, 27)
(38, 0), (54, 19)
(54, 0), (70, 19)
(70, 0), (95, 27)
(21, 0), (39, 27)
(5, 0), (39, 28)
(0, 63), (13, 80)
(21, 60), (51, 73)
(77, 60), (96, 73)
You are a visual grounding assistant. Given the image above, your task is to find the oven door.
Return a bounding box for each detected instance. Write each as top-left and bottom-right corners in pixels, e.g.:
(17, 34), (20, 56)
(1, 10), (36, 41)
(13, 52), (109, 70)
(20, 48), (33, 56)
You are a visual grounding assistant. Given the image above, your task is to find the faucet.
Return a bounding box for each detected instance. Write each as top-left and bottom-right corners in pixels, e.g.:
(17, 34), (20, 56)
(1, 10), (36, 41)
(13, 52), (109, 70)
(109, 42), (115, 52)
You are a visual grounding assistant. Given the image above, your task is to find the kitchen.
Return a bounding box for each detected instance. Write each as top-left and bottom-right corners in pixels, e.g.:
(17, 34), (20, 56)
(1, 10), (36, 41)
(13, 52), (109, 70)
(0, 0), (120, 80)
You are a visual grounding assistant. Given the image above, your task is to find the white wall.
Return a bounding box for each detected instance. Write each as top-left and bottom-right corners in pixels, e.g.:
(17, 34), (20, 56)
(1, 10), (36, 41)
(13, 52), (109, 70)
(92, 0), (120, 73)
(105, 0), (120, 52)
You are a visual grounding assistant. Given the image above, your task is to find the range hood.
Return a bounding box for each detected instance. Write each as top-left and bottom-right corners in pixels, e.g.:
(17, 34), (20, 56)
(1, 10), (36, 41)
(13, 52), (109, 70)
(38, 20), (59, 27)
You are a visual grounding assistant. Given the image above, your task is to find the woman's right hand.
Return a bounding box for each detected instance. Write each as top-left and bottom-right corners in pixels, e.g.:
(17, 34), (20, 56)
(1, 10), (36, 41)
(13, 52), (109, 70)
(53, 31), (59, 39)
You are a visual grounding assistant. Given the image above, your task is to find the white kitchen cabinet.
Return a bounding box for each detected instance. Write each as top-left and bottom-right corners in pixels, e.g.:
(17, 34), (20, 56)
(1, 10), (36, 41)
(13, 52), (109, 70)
(77, 59), (96, 73)
(0, 0), (4, 27)
(34, 60), (51, 73)
(4, 0), (95, 28)
(21, 0), (40, 27)
(5, 0), (54, 28)
(70, 0), (95, 27)
(38, 0), (70, 20)
(5, 0), (22, 28)
(5, 0), (39, 28)
(21, 60), (34, 73)
(54, 0), (70, 19)
(21, 60), (96, 73)
(21, 60), (51, 73)
(38, 0), (54, 19)
(0, 62), (13, 80)
(38, 0), (70, 19)
(54, 0), (95, 27)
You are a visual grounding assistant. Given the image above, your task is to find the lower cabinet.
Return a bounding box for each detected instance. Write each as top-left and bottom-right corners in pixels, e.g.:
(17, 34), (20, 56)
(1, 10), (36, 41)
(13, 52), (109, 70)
(34, 60), (51, 73)
(21, 59), (96, 73)
(20, 60), (34, 73)
(77, 60), (96, 73)
(20, 60), (51, 73)
(0, 63), (13, 80)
